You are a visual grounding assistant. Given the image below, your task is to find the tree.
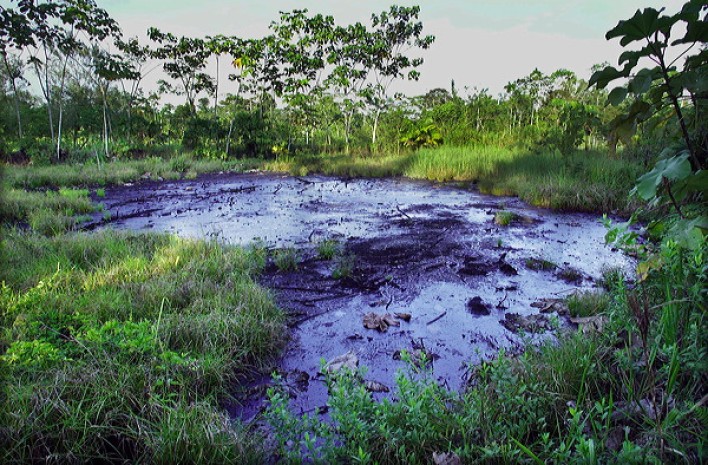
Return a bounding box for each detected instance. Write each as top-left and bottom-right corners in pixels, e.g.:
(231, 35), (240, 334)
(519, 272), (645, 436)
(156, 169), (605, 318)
(87, 46), (139, 159)
(269, 9), (334, 148)
(115, 36), (155, 139)
(363, 5), (435, 149)
(0, 5), (35, 139)
(148, 28), (215, 115)
(325, 21), (371, 153)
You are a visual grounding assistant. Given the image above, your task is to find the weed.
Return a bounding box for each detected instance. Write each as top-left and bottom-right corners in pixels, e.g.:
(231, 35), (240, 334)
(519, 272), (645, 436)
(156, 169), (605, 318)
(567, 291), (611, 317)
(599, 266), (625, 291)
(273, 247), (299, 271)
(0, 229), (285, 463)
(332, 253), (355, 279)
(557, 266), (583, 283)
(317, 239), (340, 260)
(494, 210), (516, 226)
(96, 188), (106, 197)
(525, 257), (557, 271)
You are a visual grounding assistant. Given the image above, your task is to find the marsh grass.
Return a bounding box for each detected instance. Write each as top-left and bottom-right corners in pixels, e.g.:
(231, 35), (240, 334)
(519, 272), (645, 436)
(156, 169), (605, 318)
(4, 155), (263, 190)
(525, 257), (558, 271)
(6, 144), (642, 214)
(567, 291), (612, 317)
(266, 146), (643, 214)
(0, 229), (285, 462)
(1, 187), (96, 235)
(273, 247), (299, 271)
(332, 253), (355, 279)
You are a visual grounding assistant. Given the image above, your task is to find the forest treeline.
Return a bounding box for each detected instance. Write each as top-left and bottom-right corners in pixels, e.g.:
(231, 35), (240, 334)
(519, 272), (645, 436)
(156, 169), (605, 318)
(0, 1), (645, 162)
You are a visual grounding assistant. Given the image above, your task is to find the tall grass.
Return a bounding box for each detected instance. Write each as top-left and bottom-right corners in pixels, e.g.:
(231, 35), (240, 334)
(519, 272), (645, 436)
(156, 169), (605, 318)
(0, 229), (285, 462)
(4, 155), (264, 190)
(5, 144), (643, 213)
(266, 146), (644, 213)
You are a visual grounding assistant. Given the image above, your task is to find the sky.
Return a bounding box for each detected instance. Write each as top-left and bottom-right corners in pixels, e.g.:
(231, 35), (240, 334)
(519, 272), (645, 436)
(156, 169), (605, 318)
(50, 0), (691, 100)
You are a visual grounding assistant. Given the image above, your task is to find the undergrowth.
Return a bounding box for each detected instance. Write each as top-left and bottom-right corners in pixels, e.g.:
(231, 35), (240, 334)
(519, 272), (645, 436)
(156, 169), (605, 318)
(0, 229), (286, 463)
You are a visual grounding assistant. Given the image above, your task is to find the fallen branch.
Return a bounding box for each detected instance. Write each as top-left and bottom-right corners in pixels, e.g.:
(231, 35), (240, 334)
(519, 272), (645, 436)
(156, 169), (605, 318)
(396, 205), (411, 219)
(427, 311), (447, 325)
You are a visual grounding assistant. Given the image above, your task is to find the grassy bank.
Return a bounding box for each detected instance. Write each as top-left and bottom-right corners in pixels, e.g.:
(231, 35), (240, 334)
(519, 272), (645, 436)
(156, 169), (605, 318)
(0, 230), (285, 463)
(4, 155), (264, 190)
(266, 146), (644, 213)
(4, 145), (643, 215)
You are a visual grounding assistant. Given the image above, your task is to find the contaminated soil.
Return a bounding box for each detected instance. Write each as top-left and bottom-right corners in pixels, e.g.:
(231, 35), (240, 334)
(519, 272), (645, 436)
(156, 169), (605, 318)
(91, 171), (633, 420)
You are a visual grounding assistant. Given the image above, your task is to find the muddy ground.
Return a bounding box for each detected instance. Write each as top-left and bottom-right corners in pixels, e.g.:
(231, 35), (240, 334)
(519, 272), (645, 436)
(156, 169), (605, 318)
(91, 172), (633, 420)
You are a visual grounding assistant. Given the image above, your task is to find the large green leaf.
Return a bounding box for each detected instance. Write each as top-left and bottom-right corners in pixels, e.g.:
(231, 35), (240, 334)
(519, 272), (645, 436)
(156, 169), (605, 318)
(607, 86), (628, 105)
(667, 217), (707, 250)
(589, 64), (632, 89)
(628, 67), (661, 95)
(606, 8), (676, 46)
(633, 153), (692, 200)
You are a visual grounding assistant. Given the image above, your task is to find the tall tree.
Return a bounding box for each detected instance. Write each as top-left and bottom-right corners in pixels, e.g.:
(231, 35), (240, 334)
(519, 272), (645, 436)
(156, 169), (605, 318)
(0, 5), (35, 139)
(148, 28), (214, 115)
(363, 5), (434, 148)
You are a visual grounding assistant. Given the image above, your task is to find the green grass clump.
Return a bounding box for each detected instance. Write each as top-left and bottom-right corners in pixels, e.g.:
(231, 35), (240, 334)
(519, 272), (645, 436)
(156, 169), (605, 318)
(273, 247), (299, 272)
(525, 257), (558, 271)
(0, 229), (285, 463)
(317, 239), (340, 260)
(494, 210), (516, 226)
(567, 291), (611, 317)
(332, 253), (355, 279)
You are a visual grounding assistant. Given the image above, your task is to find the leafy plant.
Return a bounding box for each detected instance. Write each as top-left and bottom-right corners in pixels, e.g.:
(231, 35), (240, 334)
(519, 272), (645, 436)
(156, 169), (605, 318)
(589, 1), (707, 241)
(332, 253), (355, 279)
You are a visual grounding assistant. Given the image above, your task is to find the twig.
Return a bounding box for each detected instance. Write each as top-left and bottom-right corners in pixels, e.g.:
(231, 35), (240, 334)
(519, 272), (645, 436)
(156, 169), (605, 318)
(496, 293), (508, 309)
(426, 311), (447, 325)
(396, 205), (411, 219)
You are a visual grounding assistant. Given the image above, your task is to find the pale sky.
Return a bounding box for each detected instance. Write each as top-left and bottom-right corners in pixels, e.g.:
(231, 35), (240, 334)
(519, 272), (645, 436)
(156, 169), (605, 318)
(8, 0), (689, 101)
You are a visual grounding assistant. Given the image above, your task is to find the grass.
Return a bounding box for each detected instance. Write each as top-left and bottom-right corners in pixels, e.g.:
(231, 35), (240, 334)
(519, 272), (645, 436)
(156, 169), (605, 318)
(332, 253), (356, 279)
(316, 238), (340, 260)
(4, 144), (643, 215)
(494, 210), (516, 226)
(567, 291), (612, 317)
(265, 146), (644, 214)
(273, 247), (299, 272)
(4, 154), (264, 190)
(0, 229), (285, 463)
(1, 187), (97, 235)
(525, 257), (558, 271)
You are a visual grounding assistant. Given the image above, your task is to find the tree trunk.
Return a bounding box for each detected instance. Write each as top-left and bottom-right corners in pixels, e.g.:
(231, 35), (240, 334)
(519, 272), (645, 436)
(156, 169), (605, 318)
(55, 46), (71, 161)
(371, 109), (380, 149)
(225, 118), (234, 156)
(213, 56), (220, 114)
(101, 84), (110, 158)
(2, 54), (23, 139)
